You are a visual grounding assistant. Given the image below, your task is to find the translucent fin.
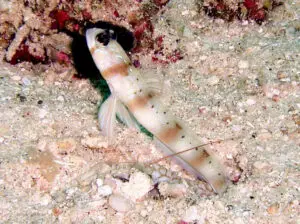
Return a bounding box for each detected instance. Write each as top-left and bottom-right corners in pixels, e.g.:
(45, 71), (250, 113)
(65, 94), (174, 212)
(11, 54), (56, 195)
(116, 101), (140, 131)
(98, 94), (118, 139)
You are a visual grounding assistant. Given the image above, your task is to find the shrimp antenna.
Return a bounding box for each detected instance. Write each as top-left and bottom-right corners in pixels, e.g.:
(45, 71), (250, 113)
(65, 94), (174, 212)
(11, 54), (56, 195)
(147, 136), (241, 165)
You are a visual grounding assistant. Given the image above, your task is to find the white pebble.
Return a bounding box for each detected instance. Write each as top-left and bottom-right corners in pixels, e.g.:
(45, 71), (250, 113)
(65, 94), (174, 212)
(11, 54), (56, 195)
(199, 55), (208, 61)
(121, 171), (153, 201)
(22, 77), (31, 86)
(98, 185), (112, 196)
(40, 194), (52, 206)
(109, 194), (132, 213)
(182, 206), (203, 222)
(238, 60), (249, 69)
(96, 179), (103, 187)
(38, 109), (48, 119)
(232, 125), (241, 132)
(246, 98), (256, 106)
(11, 75), (21, 81)
(57, 95), (65, 102)
(66, 188), (77, 198)
(157, 176), (169, 183)
(140, 209), (148, 217)
(158, 182), (187, 198)
(151, 171), (161, 182)
(181, 10), (189, 16)
(207, 76), (220, 86)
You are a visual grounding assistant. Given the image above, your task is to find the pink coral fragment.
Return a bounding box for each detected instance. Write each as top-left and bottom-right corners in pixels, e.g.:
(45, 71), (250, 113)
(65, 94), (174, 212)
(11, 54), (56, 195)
(56, 51), (70, 65)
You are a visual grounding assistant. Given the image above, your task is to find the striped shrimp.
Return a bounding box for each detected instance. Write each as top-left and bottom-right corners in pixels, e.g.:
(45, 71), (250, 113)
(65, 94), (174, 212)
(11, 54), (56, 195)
(85, 27), (228, 194)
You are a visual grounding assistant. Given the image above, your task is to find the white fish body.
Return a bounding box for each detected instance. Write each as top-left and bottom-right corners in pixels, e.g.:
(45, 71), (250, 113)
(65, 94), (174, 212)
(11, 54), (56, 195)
(86, 28), (228, 194)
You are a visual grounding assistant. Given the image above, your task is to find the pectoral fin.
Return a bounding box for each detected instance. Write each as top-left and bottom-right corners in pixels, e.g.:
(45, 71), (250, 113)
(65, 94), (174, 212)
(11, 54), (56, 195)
(98, 94), (139, 140)
(98, 94), (118, 139)
(116, 101), (140, 131)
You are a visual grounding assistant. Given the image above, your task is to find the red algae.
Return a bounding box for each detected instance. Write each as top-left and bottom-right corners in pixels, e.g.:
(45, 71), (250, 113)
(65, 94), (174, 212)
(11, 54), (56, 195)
(9, 42), (46, 65)
(50, 9), (70, 30)
(56, 51), (71, 65)
(243, 0), (257, 9)
(204, 0), (283, 24)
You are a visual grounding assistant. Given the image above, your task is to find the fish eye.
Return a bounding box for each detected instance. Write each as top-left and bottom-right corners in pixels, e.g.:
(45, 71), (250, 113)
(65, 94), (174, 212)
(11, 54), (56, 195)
(109, 29), (117, 39)
(96, 30), (110, 46)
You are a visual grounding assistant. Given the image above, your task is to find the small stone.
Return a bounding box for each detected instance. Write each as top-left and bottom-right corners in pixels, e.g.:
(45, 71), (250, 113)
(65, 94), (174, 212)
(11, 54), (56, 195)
(232, 125), (242, 132)
(157, 176), (170, 183)
(121, 171), (153, 202)
(277, 72), (289, 81)
(140, 209), (148, 217)
(40, 194), (52, 206)
(109, 194), (132, 213)
(182, 206), (203, 223)
(22, 77), (31, 86)
(253, 161), (272, 173)
(246, 98), (256, 106)
(158, 182), (187, 198)
(96, 178), (103, 187)
(38, 109), (48, 119)
(98, 185), (112, 196)
(199, 55), (208, 61)
(151, 171), (161, 183)
(11, 75), (21, 81)
(267, 202), (280, 215)
(238, 60), (249, 69)
(207, 76), (220, 86)
(215, 200), (225, 210)
(66, 187), (77, 198)
(57, 95), (65, 102)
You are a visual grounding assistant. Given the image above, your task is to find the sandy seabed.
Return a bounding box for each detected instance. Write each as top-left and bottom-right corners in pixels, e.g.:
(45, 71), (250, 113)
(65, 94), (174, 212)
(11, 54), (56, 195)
(0, 0), (299, 223)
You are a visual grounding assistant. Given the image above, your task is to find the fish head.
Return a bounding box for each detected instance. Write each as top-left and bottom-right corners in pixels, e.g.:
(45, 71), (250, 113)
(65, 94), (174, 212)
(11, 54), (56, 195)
(86, 27), (131, 76)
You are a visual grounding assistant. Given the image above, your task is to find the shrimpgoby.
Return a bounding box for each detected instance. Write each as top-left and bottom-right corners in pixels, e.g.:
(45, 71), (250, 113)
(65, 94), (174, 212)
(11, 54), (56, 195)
(85, 27), (228, 194)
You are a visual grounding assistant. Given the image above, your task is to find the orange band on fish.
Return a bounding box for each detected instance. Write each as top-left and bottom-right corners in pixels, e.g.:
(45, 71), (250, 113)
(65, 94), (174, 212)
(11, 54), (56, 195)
(127, 94), (153, 111)
(102, 63), (129, 79)
(89, 47), (96, 55)
(189, 150), (210, 167)
(158, 123), (183, 143)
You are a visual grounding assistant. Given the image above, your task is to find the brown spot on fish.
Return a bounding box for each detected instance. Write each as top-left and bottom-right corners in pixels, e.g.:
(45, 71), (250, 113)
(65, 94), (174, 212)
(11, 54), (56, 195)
(189, 150), (210, 167)
(211, 177), (226, 193)
(127, 94), (153, 111)
(102, 63), (129, 79)
(90, 46), (96, 54)
(158, 123), (182, 143)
